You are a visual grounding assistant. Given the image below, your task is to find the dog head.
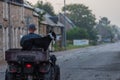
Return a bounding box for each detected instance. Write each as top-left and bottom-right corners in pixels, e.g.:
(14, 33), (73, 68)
(48, 31), (56, 40)
(51, 31), (56, 40)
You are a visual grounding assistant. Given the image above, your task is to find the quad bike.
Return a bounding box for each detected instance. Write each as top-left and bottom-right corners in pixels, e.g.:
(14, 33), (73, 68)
(5, 48), (60, 80)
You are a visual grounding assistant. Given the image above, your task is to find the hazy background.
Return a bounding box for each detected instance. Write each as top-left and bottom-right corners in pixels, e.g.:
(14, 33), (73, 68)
(27, 0), (120, 26)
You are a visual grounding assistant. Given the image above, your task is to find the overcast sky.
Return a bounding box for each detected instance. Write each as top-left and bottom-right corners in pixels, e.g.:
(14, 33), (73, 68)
(27, 0), (120, 26)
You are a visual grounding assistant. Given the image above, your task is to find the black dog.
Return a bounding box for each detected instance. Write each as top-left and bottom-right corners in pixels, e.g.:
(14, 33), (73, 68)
(22, 32), (56, 51)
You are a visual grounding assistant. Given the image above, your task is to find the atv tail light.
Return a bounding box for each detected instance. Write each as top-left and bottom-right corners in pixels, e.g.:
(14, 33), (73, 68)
(26, 64), (32, 68)
(24, 63), (33, 73)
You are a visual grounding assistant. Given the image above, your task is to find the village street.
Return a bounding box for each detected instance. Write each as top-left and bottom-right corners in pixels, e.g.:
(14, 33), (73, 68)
(1, 42), (120, 80)
(53, 42), (120, 80)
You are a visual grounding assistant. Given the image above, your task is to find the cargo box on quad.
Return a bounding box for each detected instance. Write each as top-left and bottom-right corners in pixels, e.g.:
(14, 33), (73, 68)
(5, 49), (49, 62)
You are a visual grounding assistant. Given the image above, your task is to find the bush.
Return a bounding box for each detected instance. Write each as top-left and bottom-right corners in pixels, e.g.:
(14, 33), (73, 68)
(67, 27), (89, 40)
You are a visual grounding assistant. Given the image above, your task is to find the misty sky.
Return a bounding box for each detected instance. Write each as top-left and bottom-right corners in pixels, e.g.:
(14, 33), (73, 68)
(27, 0), (120, 26)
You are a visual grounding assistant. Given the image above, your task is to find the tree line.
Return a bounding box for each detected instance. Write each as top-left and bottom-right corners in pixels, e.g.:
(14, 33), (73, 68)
(34, 1), (120, 44)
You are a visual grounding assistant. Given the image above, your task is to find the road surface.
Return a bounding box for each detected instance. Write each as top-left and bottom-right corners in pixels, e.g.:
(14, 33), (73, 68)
(1, 42), (120, 80)
(55, 42), (120, 80)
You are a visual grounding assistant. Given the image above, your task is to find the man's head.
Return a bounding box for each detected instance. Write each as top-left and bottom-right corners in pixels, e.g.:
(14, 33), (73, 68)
(28, 24), (36, 33)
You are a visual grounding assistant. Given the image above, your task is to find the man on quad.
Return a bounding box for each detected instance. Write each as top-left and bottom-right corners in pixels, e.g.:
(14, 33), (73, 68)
(20, 23), (56, 51)
(20, 23), (59, 62)
(20, 24), (42, 50)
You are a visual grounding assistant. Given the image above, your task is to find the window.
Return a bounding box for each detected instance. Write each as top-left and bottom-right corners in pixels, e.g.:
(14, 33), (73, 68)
(20, 7), (24, 22)
(3, 2), (8, 20)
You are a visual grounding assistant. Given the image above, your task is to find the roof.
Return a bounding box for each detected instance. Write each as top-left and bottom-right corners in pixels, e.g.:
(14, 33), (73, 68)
(24, 0), (34, 9)
(41, 13), (56, 26)
(41, 13), (64, 27)
(59, 13), (76, 28)
(24, 6), (64, 27)
(34, 8), (45, 13)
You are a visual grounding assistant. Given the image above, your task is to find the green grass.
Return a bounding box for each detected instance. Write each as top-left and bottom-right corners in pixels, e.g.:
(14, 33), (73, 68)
(54, 44), (89, 51)
(66, 44), (89, 50)
(54, 40), (90, 51)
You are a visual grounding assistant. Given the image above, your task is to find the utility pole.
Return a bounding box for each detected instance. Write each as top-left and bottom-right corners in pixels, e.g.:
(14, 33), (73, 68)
(64, 0), (66, 49)
(8, 1), (12, 49)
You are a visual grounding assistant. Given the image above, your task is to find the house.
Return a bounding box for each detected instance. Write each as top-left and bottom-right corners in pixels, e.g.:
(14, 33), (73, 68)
(0, 0), (39, 59)
(96, 23), (112, 42)
(58, 13), (76, 31)
(34, 8), (64, 35)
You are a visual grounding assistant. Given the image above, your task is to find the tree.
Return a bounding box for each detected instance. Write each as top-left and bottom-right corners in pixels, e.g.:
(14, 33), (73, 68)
(35, 1), (55, 16)
(99, 17), (110, 25)
(62, 4), (97, 41)
(62, 4), (96, 30)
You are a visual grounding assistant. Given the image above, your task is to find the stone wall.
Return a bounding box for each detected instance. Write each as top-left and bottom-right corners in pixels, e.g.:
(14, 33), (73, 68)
(0, 1), (39, 60)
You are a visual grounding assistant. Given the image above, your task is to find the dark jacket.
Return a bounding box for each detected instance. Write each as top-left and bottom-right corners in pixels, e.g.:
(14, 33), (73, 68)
(20, 33), (42, 49)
